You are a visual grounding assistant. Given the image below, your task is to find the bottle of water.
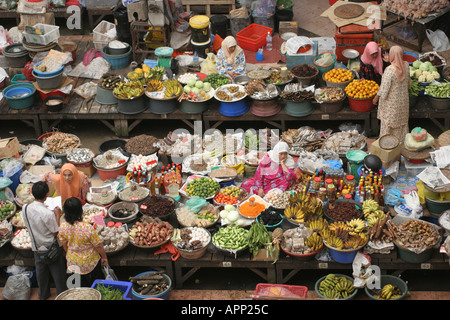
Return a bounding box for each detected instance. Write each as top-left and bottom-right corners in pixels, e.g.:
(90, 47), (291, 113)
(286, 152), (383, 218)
(265, 32), (272, 51)
(193, 51), (199, 62)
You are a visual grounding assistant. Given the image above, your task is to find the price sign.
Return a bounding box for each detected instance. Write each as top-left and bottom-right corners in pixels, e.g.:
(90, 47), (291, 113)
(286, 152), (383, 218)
(321, 114), (330, 120)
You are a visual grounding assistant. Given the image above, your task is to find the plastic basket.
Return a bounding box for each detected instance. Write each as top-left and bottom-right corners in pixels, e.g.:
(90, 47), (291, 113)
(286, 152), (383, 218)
(314, 52), (337, 75)
(101, 46), (132, 70)
(93, 20), (117, 43)
(23, 24), (60, 45)
(11, 74), (30, 84)
(91, 280), (133, 300)
(348, 96), (374, 112)
(253, 283), (308, 300)
(236, 23), (273, 52)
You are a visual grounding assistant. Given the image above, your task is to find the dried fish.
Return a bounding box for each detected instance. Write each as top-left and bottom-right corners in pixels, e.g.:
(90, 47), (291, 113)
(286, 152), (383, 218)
(43, 132), (80, 155)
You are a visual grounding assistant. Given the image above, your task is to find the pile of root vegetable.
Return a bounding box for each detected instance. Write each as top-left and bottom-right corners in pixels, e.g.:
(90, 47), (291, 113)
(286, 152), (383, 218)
(392, 219), (440, 253)
(43, 132), (80, 154)
(129, 271), (170, 296)
(128, 216), (173, 247)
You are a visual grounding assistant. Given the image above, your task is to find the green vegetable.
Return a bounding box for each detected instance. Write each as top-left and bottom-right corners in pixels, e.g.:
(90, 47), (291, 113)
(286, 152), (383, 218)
(425, 81), (450, 98)
(247, 220), (272, 257)
(95, 284), (125, 300)
(186, 177), (220, 198)
(203, 74), (230, 89)
(212, 225), (249, 250)
(408, 80), (421, 97)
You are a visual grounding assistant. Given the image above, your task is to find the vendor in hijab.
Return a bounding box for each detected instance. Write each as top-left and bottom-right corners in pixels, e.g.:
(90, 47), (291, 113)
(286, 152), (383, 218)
(241, 141), (296, 197)
(359, 41), (389, 84)
(216, 36), (246, 78)
(43, 163), (91, 205)
(373, 45), (411, 142)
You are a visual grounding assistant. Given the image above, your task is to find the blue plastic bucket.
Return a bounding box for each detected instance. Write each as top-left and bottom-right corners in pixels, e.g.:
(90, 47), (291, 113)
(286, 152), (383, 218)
(33, 61), (64, 78)
(2, 83), (36, 110)
(327, 246), (360, 264)
(218, 100), (249, 116)
(131, 271), (172, 300)
(4, 87), (32, 98)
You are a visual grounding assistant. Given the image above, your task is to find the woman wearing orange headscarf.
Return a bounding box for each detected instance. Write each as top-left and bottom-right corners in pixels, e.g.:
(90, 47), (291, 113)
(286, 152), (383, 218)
(359, 41), (389, 84)
(373, 46), (411, 142)
(43, 163), (91, 205)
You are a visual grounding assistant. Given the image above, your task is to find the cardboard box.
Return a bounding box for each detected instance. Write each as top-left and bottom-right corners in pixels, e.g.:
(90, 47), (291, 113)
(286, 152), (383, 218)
(0, 137), (20, 160)
(369, 138), (402, 164)
(73, 163), (97, 178)
(279, 21), (298, 35)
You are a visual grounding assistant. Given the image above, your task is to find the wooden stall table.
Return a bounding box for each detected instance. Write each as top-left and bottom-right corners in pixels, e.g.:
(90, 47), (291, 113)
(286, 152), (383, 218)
(203, 102), (372, 133)
(0, 96), (42, 137)
(107, 246), (175, 281)
(174, 251), (277, 289)
(380, 6), (450, 53)
(0, 9), (20, 24)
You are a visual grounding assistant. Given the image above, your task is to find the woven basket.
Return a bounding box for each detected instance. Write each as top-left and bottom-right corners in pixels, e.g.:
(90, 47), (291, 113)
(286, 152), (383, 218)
(379, 134), (400, 150)
(438, 130), (450, 148)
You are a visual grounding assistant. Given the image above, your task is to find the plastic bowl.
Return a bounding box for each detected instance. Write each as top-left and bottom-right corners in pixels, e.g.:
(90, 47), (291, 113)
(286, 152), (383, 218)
(3, 87), (32, 99)
(131, 271), (172, 300)
(314, 274), (358, 300)
(256, 211), (283, 231)
(33, 61), (64, 78)
(364, 275), (408, 300)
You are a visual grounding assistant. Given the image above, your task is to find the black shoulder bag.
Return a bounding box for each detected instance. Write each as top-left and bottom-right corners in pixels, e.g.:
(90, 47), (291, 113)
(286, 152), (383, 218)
(24, 204), (60, 264)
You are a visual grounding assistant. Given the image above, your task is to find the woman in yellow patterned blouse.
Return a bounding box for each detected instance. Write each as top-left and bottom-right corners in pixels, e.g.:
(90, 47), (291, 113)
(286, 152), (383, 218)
(58, 197), (108, 287)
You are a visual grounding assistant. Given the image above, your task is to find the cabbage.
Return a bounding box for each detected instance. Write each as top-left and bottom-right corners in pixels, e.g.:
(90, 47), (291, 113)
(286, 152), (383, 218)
(429, 66), (437, 72)
(412, 60), (421, 69)
(419, 63), (429, 71)
(226, 210), (239, 222)
(225, 204), (236, 212)
(186, 78), (196, 87)
(191, 87), (200, 94)
(203, 82), (211, 92)
(220, 210), (228, 219)
(424, 61), (432, 68)
(184, 85), (191, 93)
(195, 81), (203, 89)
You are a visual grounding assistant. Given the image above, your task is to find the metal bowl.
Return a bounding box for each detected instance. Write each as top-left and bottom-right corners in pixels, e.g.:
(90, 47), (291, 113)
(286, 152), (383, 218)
(342, 49), (360, 60)
(232, 75), (250, 86)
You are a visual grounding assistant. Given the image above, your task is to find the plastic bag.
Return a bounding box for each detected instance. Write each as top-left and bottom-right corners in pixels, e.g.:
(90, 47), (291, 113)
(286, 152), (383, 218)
(276, 0), (293, 10)
(1, 158), (23, 178)
(50, 0), (65, 8)
(200, 53), (217, 75)
(384, 188), (405, 207)
(102, 265), (118, 281)
(426, 29), (450, 53)
(1, 271), (32, 300)
(254, 0), (276, 16)
(403, 191), (423, 219)
(185, 196), (208, 214)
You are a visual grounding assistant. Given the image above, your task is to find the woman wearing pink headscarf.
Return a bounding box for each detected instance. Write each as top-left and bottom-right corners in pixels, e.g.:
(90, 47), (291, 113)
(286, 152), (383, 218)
(359, 41), (389, 84)
(373, 46), (411, 142)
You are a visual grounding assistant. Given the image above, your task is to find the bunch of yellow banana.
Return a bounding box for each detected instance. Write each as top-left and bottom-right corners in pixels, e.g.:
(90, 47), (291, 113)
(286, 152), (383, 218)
(318, 274), (355, 299)
(347, 218), (366, 234)
(325, 235), (344, 249)
(306, 217), (328, 233)
(366, 210), (386, 227)
(288, 191), (323, 217)
(362, 199), (379, 216)
(319, 228), (332, 241)
(305, 232), (323, 252)
(113, 81), (144, 99)
(374, 284), (402, 300)
(328, 221), (349, 233)
(163, 79), (182, 98)
(343, 234), (367, 249)
(284, 203), (311, 223)
(147, 79), (164, 92)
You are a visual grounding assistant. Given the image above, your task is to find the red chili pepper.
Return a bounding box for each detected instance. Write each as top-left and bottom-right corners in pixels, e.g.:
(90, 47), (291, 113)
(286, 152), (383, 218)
(118, 160), (126, 164)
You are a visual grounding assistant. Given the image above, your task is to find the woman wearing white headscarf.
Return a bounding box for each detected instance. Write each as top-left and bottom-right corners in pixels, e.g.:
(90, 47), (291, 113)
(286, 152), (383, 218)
(241, 141), (296, 197)
(216, 36), (246, 78)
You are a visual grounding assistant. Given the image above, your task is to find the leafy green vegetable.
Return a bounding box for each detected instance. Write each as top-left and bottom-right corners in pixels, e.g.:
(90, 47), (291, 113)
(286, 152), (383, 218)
(95, 284), (125, 300)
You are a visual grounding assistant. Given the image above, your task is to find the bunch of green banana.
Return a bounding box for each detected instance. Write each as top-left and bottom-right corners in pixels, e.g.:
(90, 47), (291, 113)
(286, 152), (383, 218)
(318, 274), (355, 299)
(148, 66), (166, 81)
(374, 284), (402, 300)
(113, 81), (144, 99)
(305, 232), (323, 252)
(163, 79), (182, 98)
(366, 210), (386, 227)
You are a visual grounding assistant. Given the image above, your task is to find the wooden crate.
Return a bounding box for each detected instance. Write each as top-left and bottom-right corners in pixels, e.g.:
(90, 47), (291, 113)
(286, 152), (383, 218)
(181, 0), (235, 17)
